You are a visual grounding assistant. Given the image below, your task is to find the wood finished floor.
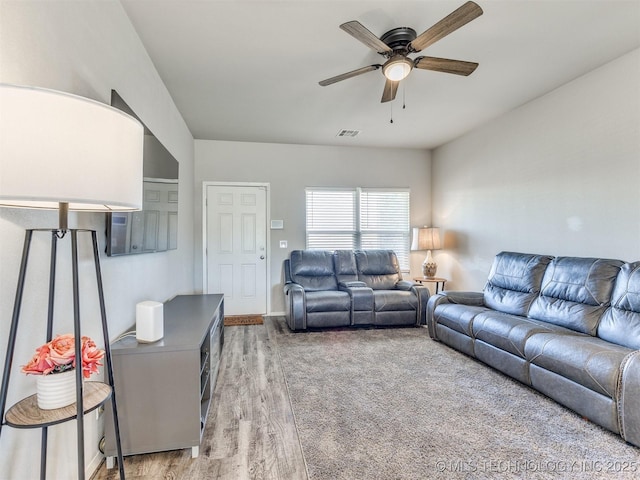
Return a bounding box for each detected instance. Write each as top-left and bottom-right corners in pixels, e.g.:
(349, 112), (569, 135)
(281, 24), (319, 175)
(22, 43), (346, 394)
(91, 320), (308, 480)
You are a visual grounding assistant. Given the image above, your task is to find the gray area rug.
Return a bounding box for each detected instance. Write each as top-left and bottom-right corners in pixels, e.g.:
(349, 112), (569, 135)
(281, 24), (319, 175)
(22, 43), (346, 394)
(269, 317), (639, 480)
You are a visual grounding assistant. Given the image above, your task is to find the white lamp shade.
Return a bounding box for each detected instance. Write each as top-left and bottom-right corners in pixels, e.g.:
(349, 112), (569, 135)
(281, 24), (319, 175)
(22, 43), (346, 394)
(383, 56), (413, 81)
(411, 227), (442, 251)
(0, 84), (143, 211)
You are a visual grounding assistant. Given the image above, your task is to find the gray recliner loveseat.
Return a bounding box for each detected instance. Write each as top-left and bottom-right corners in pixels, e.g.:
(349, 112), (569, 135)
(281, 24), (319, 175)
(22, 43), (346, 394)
(426, 251), (640, 447)
(283, 249), (429, 330)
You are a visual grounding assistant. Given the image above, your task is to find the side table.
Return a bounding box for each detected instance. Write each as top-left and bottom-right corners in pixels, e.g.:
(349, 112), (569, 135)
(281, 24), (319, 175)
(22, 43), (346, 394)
(0, 229), (125, 480)
(413, 277), (447, 294)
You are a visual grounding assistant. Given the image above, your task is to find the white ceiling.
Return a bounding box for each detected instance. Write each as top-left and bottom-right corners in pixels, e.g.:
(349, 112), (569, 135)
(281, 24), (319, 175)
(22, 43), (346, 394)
(120, 0), (640, 150)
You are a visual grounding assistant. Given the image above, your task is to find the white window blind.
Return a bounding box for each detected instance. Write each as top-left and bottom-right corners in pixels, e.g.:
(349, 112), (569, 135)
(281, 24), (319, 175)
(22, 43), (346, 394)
(305, 187), (410, 270)
(360, 189), (410, 269)
(305, 189), (356, 250)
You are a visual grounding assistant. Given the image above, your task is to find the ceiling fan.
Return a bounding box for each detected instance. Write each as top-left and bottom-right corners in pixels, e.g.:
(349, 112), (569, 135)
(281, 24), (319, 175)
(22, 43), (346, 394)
(319, 1), (483, 103)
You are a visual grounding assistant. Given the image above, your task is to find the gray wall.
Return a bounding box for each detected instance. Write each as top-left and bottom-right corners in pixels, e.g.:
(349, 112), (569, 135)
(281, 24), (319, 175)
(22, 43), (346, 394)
(194, 141), (432, 313)
(0, 2), (194, 478)
(431, 48), (640, 290)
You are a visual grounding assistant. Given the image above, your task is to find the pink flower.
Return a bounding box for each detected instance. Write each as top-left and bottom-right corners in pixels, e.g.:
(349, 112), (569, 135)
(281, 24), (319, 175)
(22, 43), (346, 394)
(21, 333), (105, 377)
(80, 336), (105, 378)
(48, 333), (75, 367)
(21, 344), (56, 375)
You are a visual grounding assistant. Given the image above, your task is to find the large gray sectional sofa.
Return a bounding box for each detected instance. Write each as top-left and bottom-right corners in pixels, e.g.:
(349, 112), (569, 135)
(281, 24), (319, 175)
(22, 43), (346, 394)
(427, 251), (640, 447)
(284, 249), (429, 330)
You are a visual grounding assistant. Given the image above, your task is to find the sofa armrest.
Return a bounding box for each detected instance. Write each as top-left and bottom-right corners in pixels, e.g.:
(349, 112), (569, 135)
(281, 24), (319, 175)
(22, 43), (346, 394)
(410, 284), (430, 326)
(395, 280), (415, 291)
(283, 282), (306, 331)
(340, 282), (374, 324)
(619, 350), (640, 447)
(439, 291), (485, 305)
(426, 291), (485, 339)
(283, 281), (303, 295)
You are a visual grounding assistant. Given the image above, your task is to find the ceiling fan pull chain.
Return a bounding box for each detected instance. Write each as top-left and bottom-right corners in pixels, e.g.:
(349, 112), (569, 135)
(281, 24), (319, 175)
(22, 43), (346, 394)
(390, 102), (394, 124)
(402, 84), (406, 110)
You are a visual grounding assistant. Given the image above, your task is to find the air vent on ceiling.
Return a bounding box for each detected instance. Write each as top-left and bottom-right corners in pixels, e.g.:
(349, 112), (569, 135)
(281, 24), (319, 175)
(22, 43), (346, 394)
(336, 129), (361, 138)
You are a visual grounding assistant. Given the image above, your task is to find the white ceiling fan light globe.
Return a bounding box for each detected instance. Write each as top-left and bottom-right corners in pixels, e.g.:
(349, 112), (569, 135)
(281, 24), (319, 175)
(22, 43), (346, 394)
(382, 56), (413, 81)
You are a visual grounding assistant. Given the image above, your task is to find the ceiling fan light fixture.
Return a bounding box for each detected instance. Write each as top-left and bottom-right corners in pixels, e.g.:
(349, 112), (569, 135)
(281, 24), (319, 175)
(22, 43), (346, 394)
(382, 56), (413, 81)
(320, 2), (484, 103)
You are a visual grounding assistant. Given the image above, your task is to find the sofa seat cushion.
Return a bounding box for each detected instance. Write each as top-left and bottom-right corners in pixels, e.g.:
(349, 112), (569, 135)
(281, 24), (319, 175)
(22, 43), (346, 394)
(483, 252), (553, 316)
(473, 311), (575, 359)
(334, 249), (359, 284)
(355, 250), (401, 290)
(373, 290), (417, 312)
(289, 250), (338, 292)
(598, 262), (640, 350)
(524, 333), (632, 398)
(305, 290), (351, 313)
(433, 304), (491, 337)
(528, 256), (623, 335)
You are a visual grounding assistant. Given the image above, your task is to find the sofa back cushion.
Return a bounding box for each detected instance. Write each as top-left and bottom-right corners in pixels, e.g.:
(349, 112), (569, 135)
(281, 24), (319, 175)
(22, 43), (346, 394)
(483, 252), (553, 316)
(528, 256), (623, 335)
(354, 250), (401, 290)
(598, 262), (640, 350)
(289, 250), (338, 291)
(334, 250), (359, 283)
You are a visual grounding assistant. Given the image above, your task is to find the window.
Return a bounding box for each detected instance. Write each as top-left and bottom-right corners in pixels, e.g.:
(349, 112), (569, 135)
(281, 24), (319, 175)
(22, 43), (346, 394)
(305, 187), (410, 270)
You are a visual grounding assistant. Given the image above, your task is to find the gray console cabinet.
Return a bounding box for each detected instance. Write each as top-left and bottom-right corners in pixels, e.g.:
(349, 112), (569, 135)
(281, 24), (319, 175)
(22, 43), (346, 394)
(104, 294), (224, 466)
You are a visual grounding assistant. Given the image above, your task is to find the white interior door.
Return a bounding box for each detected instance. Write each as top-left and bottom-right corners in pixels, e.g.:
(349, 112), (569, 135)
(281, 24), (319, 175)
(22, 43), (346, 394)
(205, 184), (268, 315)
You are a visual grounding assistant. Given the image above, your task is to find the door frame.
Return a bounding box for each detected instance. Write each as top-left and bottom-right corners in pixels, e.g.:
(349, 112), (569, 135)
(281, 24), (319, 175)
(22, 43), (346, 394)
(202, 181), (272, 314)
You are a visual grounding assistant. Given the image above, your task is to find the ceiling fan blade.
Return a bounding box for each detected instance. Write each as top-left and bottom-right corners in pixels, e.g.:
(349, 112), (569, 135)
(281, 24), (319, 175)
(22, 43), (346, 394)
(381, 79), (399, 103)
(340, 21), (393, 54)
(409, 1), (483, 53)
(414, 56), (479, 76)
(319, 65), (381, 86)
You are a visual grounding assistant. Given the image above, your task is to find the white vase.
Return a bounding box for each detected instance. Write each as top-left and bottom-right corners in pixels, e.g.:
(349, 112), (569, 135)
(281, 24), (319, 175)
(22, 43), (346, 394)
(422, 250), (438, 278)
(36, 369), (79, 410)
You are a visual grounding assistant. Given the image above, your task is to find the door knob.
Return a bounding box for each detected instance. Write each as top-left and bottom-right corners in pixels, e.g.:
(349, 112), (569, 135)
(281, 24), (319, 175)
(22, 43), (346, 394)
(260, 255), (265, 260)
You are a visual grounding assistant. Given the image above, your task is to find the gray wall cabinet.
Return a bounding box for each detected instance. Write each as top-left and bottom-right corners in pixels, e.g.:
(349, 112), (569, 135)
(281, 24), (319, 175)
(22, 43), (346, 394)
(104, 294), (224, 466)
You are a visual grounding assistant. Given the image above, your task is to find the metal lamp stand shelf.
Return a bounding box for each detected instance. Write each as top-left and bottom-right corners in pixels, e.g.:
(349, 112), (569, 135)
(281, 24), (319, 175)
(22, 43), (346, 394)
(0, 228), (126, 480)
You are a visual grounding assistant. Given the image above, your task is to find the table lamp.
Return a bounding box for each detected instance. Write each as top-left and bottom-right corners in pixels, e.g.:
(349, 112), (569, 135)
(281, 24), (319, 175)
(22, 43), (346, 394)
(411, 227), (442, 278)
(0, 83), (144, 480)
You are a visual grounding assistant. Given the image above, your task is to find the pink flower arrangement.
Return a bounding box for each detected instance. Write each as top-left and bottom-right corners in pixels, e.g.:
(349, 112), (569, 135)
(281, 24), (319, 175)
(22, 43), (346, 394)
(22, 333), (105, 378)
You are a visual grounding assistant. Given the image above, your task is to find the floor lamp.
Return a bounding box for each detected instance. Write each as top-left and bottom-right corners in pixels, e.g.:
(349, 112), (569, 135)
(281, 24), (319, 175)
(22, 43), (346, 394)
(0, 84), (144, 479)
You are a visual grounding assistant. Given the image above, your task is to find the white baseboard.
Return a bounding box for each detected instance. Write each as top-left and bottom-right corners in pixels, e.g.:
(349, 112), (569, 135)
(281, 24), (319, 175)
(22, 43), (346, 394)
(87, 452), (104, 479)
(265, 312), (285, 317)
